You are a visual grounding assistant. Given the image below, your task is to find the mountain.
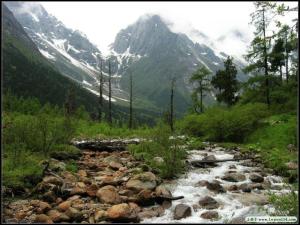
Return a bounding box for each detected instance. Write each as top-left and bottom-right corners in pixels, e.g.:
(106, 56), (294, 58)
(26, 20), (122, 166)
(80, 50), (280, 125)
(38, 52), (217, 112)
(4, 1), (130, 106)
(2, 3), (157, 125)
(109, 14), (248, 113)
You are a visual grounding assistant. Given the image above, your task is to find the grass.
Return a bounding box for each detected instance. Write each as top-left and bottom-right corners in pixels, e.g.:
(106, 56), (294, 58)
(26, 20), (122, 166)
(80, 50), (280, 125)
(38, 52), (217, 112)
(75, 119), (154, 139)
(268, 190), (298, 216)
(246, 113), (297, 176)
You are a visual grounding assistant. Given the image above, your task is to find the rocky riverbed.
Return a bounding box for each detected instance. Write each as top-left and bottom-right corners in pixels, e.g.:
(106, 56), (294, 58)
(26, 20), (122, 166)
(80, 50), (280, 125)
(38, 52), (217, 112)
(3, 142), (296, 223)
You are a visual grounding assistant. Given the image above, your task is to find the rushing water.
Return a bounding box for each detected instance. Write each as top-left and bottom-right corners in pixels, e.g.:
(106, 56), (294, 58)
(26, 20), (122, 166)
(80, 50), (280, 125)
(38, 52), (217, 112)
(142, 147), (293, 223)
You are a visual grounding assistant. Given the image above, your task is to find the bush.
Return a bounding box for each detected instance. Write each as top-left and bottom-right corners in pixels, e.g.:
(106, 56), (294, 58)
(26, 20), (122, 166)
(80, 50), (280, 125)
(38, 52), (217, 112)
(268, 191), (298, 216)
(129, 123), (186, 179)
(179, 103), (269, 142)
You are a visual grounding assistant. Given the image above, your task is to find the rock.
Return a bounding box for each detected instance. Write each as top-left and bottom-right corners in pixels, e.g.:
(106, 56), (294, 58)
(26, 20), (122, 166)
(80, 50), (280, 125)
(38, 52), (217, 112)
(126, 172), (157, 192)
(70, 186), (86, 196)
(107, 203), (139, 222)
(285, 162), (298, 170)
(94, 210), (107, 222)
(232, 192), (268, 206)
(173, 204), (192, 220)
(227, 185), (238, 192)
(31, 200), (51, 214)
(109, 161), (123, 170)
(44, 159), (66, 172)
(86, 184), (98, 197)
(34, 214), (53, 223)
(249, 183), (264, 190)
(198, 196), (219, 209)
(42, 191), (56, 203)
(195, 180), (209, 187)
(287, 144), (296, 152)
(249, 173), (264, 183)
(58, 201), (72, 211)
(200, 211), (219, 220)
(203, 155), (216, 161)
(78, 170), (87, 177)
(47, 210), (65, 222)
(155, 185), (172, 197)
(221, 173), (246, 182)
(153, 157), (164, 164)
(162, 200), (172, 209)
(42, 176), (62, 185)
(206, 181), (226, 193)
(239, 183), (251, 193)
(229, 165), (237, 169)
(96, 185), (121, 204)
(65, 207), (83, 221)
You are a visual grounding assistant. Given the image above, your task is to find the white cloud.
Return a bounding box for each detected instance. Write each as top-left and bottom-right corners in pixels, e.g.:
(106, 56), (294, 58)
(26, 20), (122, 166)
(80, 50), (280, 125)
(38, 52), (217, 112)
(40, 1), (298, 55)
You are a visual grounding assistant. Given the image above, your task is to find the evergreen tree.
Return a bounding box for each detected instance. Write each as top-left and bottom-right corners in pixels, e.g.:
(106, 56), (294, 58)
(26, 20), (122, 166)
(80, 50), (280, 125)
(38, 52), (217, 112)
(189, 66), (211, 113)
(211, 56), (239, 106)
(129, 72), (133, 129)
(270, 38), (285, 82)
(64, 86), (76, 117)
(98, 57), (104, 122)
(244, 1), (277, 107)
(170, 78), (176, 132)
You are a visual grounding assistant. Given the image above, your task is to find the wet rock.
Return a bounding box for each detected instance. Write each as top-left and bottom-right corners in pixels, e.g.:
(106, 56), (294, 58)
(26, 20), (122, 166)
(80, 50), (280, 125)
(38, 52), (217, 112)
(227, 184), (238, 192)
(107, 203), (139, 222)
(221, 172), (246, 182)
(206, 180), (226, 193)
(232, 192), (268, 206)
(195, 180), (209, 187)
(30, 200), (51, 214)
(34, 214), (53, 223)
(229, 165), (237, 169)
(96, 185), (121, 204)
(200, 211), (219, 220)
(249, 183), (264, 190)
(162, 200), (172, 209)
(249, 173), (264, 183)
(198, 196), (219, 209)
(173, 204), (192, 220)
(239, 183), (251, 193)
(155, 184), (172, 197)
(126, 172), (157, 192)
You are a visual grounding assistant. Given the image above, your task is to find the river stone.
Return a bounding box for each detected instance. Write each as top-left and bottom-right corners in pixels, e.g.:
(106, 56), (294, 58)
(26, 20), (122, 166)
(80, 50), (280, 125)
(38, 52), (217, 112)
(126, 172), (157, 191)
(239, 183), (251, 193)
(229, 165), (237, 169)
(94, 210), (107, 222)
(232, 193), (268, 206)
(34, 214), (53, 223)
(221, 172), (246, 182)
(109, 161), (123, 170)
(200, 211), (219, 220)
(96, 185), (121, 204)
(173, 204), (192, 220)
(203, 155), (216, 161)
(199, 196), (220, 209)
(43, 176), (62, 185)
(58, 201), (72, 211)
(249, 173), (264, 183)
(65, 207), (83, 221)
(107, 203), (139, 222)
(195, 180), (209, 187)
(206, 181), (226, 193)
(155, 184), (172, 197)
(86, 184), (99, 197)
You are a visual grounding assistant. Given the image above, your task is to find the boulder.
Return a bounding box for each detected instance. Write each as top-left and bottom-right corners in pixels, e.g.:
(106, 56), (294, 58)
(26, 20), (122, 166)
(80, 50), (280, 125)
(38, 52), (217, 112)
(227, 185), (238, 192)
(200, 211), (219, 220)
(94, 210), (107, 222)
(42, 176), (62, 185)
(203, 155), (216, 161)
(65, 207), (83, 221)
(109, 161), (123, 170)
(195, 180), (209, 187)
(96, 185), (121, 204)
(249, 173), (264, 183)
(34, 214), (53, 223)
(107, 203), (139, 222)
(155, 185), (172, 197)
(86, 184), (98, 197)
(30, 200), (51, 214)
(239, 183), (251, 193)
(173, 204), (192, 220)
(206, 181), (226, 193)
(78, 170), (87, 177)
(198, 196), (219, 209)
(58, 201), (71, 211)
(221, 173), (246, 182)
(126, 172), (157, 192)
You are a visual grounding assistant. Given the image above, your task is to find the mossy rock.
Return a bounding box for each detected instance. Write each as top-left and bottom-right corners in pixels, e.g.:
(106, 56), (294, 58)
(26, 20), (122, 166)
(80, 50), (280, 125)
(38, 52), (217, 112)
(50, 145), (82, 160)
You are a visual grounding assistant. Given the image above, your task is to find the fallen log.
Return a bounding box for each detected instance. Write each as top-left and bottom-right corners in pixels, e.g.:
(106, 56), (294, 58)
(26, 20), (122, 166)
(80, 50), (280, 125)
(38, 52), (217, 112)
(191, 157), (254, 167)
(154, 195), (184, 204)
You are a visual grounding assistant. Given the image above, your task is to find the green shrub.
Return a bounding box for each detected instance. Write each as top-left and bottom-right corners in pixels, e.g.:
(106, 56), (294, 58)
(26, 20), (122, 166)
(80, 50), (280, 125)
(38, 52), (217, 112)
(268, 191), (298, 216)
(179, 103), (269, 142)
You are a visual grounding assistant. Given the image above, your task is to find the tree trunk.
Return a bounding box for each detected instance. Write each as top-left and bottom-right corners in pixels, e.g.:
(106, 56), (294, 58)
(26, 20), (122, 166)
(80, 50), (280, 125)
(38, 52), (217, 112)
(108, 60), (112, 124)
(262, 9), (270, 107)
(280, 65), (283, 83)
(129, 73), (133, 129)
(285, 29), (289, 83)
(99, 58), (103, 122)
(170, 78), (175, 132)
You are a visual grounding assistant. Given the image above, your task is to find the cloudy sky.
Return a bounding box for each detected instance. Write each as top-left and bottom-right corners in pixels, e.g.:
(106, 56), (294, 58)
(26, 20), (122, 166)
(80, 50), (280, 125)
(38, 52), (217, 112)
(40, 1), (298, 54)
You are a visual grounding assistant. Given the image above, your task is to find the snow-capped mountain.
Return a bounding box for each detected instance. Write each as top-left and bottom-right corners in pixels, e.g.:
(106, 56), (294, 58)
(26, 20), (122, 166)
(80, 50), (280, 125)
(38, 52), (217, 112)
(6, 2), (249, 113)
(107, 14), (248, 112)
(5, 1), (130, 104)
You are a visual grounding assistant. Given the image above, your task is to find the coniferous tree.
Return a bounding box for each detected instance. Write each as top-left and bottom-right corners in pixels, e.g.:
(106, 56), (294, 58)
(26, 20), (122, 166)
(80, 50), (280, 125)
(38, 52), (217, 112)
(270, 38), (285, 82)
(244, 2), (277, 107)
(189, 66), (211, 113)
(64, 86), (76, 117)
(170, 78), (176, 132)
(211, 56), (239, 106)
